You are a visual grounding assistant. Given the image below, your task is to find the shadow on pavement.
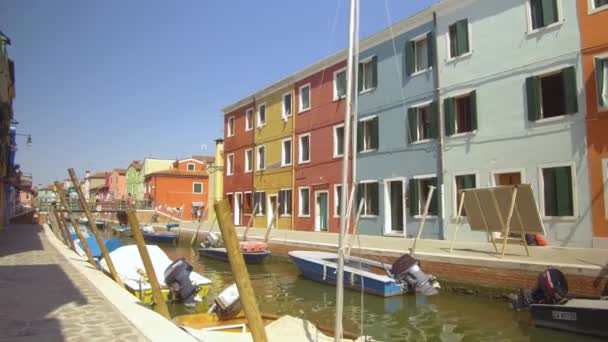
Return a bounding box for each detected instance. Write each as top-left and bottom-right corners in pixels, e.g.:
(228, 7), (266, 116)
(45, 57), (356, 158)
(0, 224), (44, 258)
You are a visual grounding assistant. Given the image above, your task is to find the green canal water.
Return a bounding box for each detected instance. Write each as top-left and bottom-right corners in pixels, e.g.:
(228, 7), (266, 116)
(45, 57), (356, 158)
(150, 242), (601, 342)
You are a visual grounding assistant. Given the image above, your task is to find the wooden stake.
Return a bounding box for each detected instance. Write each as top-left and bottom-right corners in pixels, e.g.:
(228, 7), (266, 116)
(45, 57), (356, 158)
(55, 182), (96, 265)
(264, 205), (280, 243)
(346, 200), (365, 257)
(126, 210), (170, 319)
(411, 185), (435, 256)
(450, 191), (467, 254)
(68, 169), (124, 287)
(215, 200), (267, 342)
(47, 206), (62, 240)
(190, 207), (209, 246)
(242, 202), (260, 242)
(50, 206), (73, 249)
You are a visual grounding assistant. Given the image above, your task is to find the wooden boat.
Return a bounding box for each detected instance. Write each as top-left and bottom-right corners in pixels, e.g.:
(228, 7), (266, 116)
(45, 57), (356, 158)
(199, 241), (271, 264)
(100, 245), (212, 304)
(529, 299), (608, 338)
(289, 251), (439, 297)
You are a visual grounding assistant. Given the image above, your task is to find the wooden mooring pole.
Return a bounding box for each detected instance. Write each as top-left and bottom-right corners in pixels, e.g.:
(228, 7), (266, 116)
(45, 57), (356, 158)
(126, 210), (170, 319)
(68, 168), (124, 288)
(216, 200), (267, 342)
(50, 206), (74, 250)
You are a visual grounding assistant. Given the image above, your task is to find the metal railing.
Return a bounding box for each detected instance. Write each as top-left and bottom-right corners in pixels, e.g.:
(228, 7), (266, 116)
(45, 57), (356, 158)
(36, 199), (155, 212)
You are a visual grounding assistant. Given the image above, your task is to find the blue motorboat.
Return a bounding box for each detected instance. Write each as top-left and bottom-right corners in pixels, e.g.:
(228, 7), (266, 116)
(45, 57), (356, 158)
(288, 251), (440, 297)
(73, 234), (122, 259)
(198, 247), (271, 264)
(142, 231), (178, 243)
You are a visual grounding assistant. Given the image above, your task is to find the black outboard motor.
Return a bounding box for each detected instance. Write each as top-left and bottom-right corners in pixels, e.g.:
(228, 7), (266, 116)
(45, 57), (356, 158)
(164, 257), (199, 306)
(510, 268), (569, 310)
(391, 254), (440, 296)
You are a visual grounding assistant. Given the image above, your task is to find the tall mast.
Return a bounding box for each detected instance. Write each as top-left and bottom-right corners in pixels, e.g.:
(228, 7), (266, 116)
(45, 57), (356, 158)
(335, 0), (359, 340)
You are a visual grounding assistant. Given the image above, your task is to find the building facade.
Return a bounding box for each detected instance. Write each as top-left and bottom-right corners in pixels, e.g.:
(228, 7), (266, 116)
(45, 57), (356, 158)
(109, 168), (127, 200)
(126, 161), (141, 200)
(137, 158), (174, 201)
(0, 31), (15, 226)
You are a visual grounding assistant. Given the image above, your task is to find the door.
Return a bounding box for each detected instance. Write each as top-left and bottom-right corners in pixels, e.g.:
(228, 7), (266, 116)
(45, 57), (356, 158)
(495, 172), (522, 186)
(387, 180), (404, 233)
(267, 195), (278, 228)
(315, 191), (329, 232)
(234, 193), (242, 226)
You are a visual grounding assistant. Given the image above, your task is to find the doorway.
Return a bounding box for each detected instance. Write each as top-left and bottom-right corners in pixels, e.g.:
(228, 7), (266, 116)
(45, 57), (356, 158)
(267, 195), (278, 229)
(234, 193), (242, 226)
(315, 191), (329, 232)
(385, 179), (405, 234)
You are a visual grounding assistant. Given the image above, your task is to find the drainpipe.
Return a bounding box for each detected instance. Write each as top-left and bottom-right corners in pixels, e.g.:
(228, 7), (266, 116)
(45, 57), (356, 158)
(291, 87), (296, 231)
(432, 11), (446, 240)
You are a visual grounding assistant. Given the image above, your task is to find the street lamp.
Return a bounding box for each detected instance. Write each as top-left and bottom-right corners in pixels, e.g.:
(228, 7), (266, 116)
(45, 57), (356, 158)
(15, 133), (32, 147)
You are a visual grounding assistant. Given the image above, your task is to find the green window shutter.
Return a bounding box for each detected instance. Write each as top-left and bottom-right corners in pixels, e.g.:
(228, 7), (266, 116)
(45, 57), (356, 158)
(562, 66), (578, 115)
(370, 183), (379, 215)
(541, 0), (558, 26)
(357, 121), (364, 152)
(465, 175), (476, 189)
(469, 91), (478, 130)
(405, 41), (415, 76)
(526, 76), (541, 121)
(370, 117), (379, 150)
(555, 167), (573, 216)
(444, 97), (455, 136)
(429, 101), (438, 139)
(456, 19), (469, 55)
(358, 63), (363, 92)
(408, 179), (418, 217)
(278, 191), (284, 214)
(596, 59), (606, 107)
(371, 56), (378, 88)
(427, 31), (434, 68)
(407, 108), (418, 143)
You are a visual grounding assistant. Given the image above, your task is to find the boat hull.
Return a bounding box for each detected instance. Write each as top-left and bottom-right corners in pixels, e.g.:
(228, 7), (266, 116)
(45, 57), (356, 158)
(530, 299), (608, 338)
(199, 248), (271, 264)
(142, 232), (177, 243)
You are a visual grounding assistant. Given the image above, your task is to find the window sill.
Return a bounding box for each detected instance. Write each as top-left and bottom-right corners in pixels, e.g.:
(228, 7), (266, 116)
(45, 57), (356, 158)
(298, 108), (311, 114)
(333, 95), (346, 102)
(227, 134), (235, 138)
(410, 138), (436, 145)
(333, 154), (344, 159)
(526, 20), (564, 37)
(257, 124), (266, 129)
(359, 149), (377, 154)
(446, 130), (477, 139)
(256, 168), (266, 172)
(410, 67), (432, 78)
(226, 173), (234, 177)
(281, 114), (292, 121)
(281, 163), (292, 168)
(245, 127), (253, 132)
(531, 113), (577, 125)
(279, 214), (292, 218)
(298, 214), (311, 218)
(359, 87), (376, 95)
(542, 215), (578, 222)
(446, 51), (472, 64)
(245, 170), (252, 174)
(588, 4), (608, 15)
(383, 232), (405, 238)
(413, 215), (438, 220)
(361, 215), (378, 219)
(298, 160), (311, 165)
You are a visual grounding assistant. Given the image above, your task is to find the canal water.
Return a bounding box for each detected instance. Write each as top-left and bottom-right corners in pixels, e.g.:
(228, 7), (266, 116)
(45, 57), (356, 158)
(146, 241), (603, 342)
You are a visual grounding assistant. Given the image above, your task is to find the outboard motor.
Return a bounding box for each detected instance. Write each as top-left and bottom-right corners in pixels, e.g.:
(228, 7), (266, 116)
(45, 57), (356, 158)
(201, 232), (222, 248)
(510, 268), (568, 310)
(164, 257), (199, 306)
(390, 254), (440, 296)
(208, 283), (241, 319)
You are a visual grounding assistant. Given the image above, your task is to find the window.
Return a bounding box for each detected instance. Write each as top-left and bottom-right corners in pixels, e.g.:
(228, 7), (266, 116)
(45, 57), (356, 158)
(592, 0), (608, 11)
(254, 192), (266, 215)
(595, 57), (608, 109)
(193, 182), (203, 194)
(227, 116), (235, 137)
(226, 154), (234, 176)
(444, 91), (477, 136)
(279, 189), (292, 216)
(244, 192), (253, 215)
(245, 149), (253, 173)
(282, 138), (292, 166)
(333, 124), (345, 158)
(529, 0), (558, 30)
(257, 103), (266, 127)
(454, 174), (476, 216)
(299, 84), (311, 112)
(334, 68), (347, 100)
(299, 187), (310, 216)
(358, 57), (378, 93)
(298, 134), (310, 163)
(357, 182), (379, 216)
(541, 165), (574, 217)
(408, 103), (437, 143)
(334, 184), (343, 217)
(405, 33), (433, 76)
(282, 92), (293, 119)
(187, 163), (195, 171)
(245, 108), (253, 131)
(408, 177), (438, 217)
(256, 145), (266, 170)
(448, 19), (469, 58)
(357, 117), (379, 152)
(526, 67), (578, 121)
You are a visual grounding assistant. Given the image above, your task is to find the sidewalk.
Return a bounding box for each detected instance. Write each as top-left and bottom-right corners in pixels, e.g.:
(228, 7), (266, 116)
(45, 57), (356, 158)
(0, 224), (147, 342)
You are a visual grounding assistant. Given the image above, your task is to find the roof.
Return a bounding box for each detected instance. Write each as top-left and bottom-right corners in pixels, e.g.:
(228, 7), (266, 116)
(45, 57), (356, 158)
(146, 168), (209, 178)
(113, 168), (127, 175)
(192, 155), (215, 164)
(90, 172), (107, 179)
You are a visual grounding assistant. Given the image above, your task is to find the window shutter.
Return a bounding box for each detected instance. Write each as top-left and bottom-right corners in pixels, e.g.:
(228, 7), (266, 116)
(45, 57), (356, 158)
(408, 179), (418, 217)
(279, 191), (284, 214)
(357, 183), (364, 212)
(370, 183), (379, 215)
(469, 91), (478, 131)
(526, 76), (541, 121)
(370, 117), (379, 150)
(427, 31), (434, 68)
(555, 167), (573, 216)
(405, 41), (415, 76)
(562, 66), (578, 115)
(430, 178), (439, 215)
(358, 63), (363, 92)
(444, 97), (455, 136)
(357, 121), (364, 152)
(429, 101), (439, 139)
(596, 59), (606, 107)
(465, 175), (476, 189)
(287, 190), (292, 215)
(456, 19), (469, 55)
(407, 108), (418, 143)
(371, 56), (378, 88)
(541, 0), (558, 26)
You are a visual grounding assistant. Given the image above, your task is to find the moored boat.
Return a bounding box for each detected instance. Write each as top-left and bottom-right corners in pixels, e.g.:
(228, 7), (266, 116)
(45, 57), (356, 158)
(141, 225), (177, 243)
(198, 233), (271, 264)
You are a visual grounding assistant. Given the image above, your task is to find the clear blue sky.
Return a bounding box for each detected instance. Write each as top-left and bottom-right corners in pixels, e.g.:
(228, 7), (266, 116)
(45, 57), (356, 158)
(0, 0), (437, 186)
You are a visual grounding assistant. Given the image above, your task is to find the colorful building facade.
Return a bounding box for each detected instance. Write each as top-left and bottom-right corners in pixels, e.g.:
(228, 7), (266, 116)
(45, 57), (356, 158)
(137, 158), (174, 201)
(109, 168), (127, 200)
(0, 31), (15, 226)
(126, 160), (141, 199)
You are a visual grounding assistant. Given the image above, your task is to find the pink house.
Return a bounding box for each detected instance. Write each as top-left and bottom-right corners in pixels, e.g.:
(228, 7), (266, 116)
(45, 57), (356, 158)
(109, 168), (127, 200)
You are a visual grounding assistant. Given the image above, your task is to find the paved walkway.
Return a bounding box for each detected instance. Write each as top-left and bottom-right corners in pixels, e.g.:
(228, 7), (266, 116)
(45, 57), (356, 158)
(0, 224), (148, 342)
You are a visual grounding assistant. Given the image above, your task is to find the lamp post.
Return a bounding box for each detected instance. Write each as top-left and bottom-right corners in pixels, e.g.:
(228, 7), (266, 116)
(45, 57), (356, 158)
(14, 133), (32, 147)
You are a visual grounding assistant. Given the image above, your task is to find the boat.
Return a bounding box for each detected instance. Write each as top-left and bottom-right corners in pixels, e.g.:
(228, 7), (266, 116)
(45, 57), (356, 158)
(100, 245), (212, 304)
(289, 251), (440, 297)
(111, 225), (132, 237)
(198, 233), (271, 264)
(74, 234), (122, 259)
(141, 225), (177, 243)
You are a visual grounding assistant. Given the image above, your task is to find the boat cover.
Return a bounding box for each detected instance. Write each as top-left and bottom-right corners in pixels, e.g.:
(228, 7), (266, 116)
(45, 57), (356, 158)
(239, 241), (268, 253)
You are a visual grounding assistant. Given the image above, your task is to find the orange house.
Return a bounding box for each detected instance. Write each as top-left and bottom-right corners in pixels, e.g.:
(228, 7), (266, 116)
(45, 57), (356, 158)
(144, 157), (211, 221)
(578, 0), (608, 247)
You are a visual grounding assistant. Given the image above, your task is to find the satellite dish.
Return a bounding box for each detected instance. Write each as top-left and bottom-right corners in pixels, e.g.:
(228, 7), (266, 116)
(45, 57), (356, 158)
(201, 144), (208, 151)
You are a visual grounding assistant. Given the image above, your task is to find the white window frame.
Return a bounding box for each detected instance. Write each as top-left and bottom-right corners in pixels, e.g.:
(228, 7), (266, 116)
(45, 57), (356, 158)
(359, 115), (377, 153)
(445, 19), (473, 62)
(254, 191), (266, 216)
(333, 184), (343, 218)
(333, 67), (347, 101)
(538, 161), (578, 220)
(298, 186), (311, 217)
(257, 103), (267, 128)
(282, 92), (293, 120)
(281, 138), (292, 167)
(226, 154), (234, 176)
(412, 174), (438, 219)
(244, 191), (253, 216)
(411, 32), (431, 75)
(490, 168), (527, 187)
(595, 53), (608, 112)
(382, 177), (407, 236)
(186, 163), (196, 171)
(256, 145), (266, 171)
(359, 179), (379, 218)
(279, 188), (292, 217)
(245, 108), (254, 131)
(409, 100), (434, 144)
(589, 0), (608, 14)
(193, 182), (204, 194)
(525, 0), (564, 35)
(227, 116), (235, 137)
(298, 133), (311, 164)
(359, 56), (376, 94)
(452, 171), (479, 219)
(244, 148), (253, 173)
(299, 83), (311, 112)
(603, 159), (608, 219)
(333, 124), (345, 158)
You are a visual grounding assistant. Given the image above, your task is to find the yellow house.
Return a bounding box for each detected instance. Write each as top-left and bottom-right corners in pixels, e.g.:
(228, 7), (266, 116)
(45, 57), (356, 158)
(253, 86), (294, 230)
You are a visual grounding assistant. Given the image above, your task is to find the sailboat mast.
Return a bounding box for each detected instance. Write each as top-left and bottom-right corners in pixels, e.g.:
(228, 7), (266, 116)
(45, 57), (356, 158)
(335, 0), (359, 340)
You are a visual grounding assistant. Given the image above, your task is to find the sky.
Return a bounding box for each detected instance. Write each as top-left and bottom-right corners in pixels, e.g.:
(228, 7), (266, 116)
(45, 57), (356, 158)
(0, 0), (437, 187)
